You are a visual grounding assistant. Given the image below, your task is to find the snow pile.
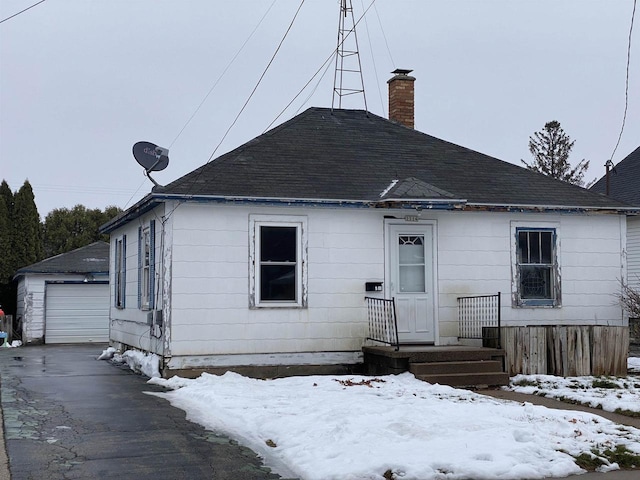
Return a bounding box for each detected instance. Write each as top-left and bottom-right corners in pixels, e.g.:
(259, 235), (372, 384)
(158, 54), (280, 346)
(148, 372), (640, 480)
(97, 346), (117, 360)
(113, 349), (161, 378)
(507, 374), (640, 415)
(628, 356), (640, 373)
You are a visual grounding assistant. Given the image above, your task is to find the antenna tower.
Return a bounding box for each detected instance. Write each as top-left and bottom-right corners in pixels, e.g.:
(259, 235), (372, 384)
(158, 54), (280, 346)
(332, 0), (367, 110)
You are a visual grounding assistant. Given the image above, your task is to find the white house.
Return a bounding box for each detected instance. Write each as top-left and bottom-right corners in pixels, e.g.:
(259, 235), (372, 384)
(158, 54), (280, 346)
(102, 72), (635, 378)
(14, 241), (110, 344)
(591, 146), (640, 346)
(591, 146), (640, 291)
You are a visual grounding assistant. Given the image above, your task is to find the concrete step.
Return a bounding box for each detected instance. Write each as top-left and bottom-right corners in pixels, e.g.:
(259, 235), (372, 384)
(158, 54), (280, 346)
(414, 371), (510, 388)
(409, 360), (503, 376)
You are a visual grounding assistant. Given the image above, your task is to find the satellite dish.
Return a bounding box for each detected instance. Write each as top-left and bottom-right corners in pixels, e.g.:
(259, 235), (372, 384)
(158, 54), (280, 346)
(133, 141), (169, 172)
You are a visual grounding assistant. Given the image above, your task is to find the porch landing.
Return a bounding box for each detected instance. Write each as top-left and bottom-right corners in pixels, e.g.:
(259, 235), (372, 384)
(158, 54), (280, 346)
(362, 345), (509, 388)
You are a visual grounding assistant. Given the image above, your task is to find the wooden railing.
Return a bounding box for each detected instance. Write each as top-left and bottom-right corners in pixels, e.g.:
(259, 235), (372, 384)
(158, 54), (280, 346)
(457, 293), (501, 349)
(365, 297), (399, 351)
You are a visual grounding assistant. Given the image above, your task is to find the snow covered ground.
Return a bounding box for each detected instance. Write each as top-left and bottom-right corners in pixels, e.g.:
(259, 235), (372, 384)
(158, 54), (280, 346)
(104, 349), (640, 480)
(506, 368), (640, 416)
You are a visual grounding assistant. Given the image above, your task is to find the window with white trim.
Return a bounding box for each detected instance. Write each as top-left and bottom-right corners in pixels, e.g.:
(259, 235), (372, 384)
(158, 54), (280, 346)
(138, 221), (155, 310)
(250, 215), (307, 307)
(115, 236), (126, 308)
(515, 227), (560, 306)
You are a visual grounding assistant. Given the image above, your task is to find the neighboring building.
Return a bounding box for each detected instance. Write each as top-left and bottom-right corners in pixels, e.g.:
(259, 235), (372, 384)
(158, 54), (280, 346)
(14, 242), (110, 344)
(591, 146), (640, 291)
(102, 72), (634, 377)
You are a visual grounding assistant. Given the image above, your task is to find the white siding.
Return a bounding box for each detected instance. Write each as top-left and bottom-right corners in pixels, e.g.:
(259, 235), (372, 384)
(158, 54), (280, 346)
(110, 201), (627, 368)
(17, 274), (88, 343)
(108, 204), (166, 355)
(436, 211), (624, 338)
(628, 216), (640, 290)
(168, 204), (383, 357)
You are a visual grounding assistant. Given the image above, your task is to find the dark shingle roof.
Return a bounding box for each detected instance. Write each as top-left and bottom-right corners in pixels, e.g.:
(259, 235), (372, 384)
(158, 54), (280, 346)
(590, 146), (640, 206)
(155, 107), (627, 208)
(14, 242), (109, 277)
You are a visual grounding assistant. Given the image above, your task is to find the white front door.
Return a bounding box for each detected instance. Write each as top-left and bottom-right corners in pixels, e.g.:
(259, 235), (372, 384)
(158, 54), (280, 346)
(388, 224), (436, 343)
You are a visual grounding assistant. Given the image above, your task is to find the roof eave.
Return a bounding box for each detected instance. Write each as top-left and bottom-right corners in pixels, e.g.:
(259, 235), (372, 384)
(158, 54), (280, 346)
(100, 193), (159, 234)
(151, 193), (467, 210)
(465, 202), (639, 214)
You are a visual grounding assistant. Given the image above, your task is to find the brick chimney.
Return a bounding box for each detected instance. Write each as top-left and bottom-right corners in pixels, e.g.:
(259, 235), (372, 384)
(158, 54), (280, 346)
(388, 69), (415, 129)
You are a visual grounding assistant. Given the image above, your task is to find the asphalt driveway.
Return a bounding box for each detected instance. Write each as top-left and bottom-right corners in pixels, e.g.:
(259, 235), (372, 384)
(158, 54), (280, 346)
(2, 344), (640, 480)
(0, 344), (289, 480)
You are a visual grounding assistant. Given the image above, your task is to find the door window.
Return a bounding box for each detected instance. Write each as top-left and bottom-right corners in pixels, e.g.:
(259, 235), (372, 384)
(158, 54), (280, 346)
(398, 235), (426, 293)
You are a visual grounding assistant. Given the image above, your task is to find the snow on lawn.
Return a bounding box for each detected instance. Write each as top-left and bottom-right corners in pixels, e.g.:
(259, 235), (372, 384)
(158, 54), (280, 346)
(506, 373), (640, 416)
(147, 372), (640, 480)
(628, 356), (640, 373)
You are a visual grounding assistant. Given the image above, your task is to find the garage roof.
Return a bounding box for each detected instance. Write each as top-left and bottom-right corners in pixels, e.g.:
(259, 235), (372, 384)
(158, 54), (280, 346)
(14, 241), (109, 278)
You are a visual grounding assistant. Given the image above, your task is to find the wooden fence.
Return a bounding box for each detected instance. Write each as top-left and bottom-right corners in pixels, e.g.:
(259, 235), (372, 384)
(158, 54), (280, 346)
(501, 325), (628, 376)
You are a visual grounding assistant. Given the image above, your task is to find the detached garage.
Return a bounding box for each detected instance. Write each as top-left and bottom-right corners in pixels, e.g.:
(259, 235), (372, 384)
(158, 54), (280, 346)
(14, 242), (110, 344)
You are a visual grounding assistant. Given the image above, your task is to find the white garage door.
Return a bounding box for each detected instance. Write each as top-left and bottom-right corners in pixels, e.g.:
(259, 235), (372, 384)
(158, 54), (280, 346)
(45, 283), (110, 344)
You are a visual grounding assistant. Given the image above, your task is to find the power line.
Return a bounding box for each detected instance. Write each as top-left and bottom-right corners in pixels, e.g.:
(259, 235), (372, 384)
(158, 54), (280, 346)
(0, 0), (47, 25)
(167, 0), (278, 150)
(203, 0), (306, 165)
(265, 0), (377, 131)
(360, 0), (385, 116)
(163, 0), (307, 222)
(609, 0), (636, 162)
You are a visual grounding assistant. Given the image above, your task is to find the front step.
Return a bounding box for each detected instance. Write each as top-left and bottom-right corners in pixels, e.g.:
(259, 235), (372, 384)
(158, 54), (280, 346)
(410, 360), (503, 376)
(409, 360), (509, 387)
(414, 371), (510, 388)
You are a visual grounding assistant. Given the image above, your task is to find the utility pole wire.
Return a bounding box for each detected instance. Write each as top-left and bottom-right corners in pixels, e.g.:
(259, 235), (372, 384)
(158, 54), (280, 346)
(0, 0), (47, 24)
(609, 0), (636, 162)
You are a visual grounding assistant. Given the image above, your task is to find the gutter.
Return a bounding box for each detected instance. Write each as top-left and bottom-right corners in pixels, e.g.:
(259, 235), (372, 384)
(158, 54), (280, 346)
(101, 192), (637, 234)
(465, 202), (640, 214)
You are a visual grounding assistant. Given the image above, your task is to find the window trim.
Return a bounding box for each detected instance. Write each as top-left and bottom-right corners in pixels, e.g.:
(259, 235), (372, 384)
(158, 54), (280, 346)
(115, 235), (126, 309)
(249, 215), (307, 308)
(511, 223), (561, 307)
(138, 221), (156, 310)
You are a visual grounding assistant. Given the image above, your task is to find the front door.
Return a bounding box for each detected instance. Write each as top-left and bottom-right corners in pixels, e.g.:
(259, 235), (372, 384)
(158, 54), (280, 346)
(388, 223), (436, 343)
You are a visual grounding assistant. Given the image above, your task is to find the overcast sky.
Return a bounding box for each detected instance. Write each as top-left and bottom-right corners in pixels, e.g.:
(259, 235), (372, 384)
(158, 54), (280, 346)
(1, 0), (637, 218)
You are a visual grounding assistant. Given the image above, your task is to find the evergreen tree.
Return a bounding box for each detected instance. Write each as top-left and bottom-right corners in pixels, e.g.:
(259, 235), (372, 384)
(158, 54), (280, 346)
(521, 120), (591, 186)
(0, 181), (14, 284)
(12, 180), (42, 268)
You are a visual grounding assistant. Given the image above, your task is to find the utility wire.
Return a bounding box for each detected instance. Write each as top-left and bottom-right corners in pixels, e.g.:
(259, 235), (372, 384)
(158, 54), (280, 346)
(610, 0), (636, 162)
(295, 56), (336, 116)
(373, 1), (395, 67)
(265, 51), (337, 131)
(265, 0), (377, 131)
(167, 0), (278, 149)
(0, 0), (46, 24)
(360, 0), (385, 116)
(204, 0), (306, 164)
(163, 0), (306, 221)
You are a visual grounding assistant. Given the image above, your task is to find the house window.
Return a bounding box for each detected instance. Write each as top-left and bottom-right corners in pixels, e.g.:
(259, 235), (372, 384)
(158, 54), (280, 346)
(250, 215), (307, 307)
(138, 221), (155, 310)
(115, 235), (126, 308)
(515, 228), (559, 306)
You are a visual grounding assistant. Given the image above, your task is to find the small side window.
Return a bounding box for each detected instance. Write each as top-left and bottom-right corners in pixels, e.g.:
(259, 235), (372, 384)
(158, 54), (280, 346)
(115, 235), (126, 309)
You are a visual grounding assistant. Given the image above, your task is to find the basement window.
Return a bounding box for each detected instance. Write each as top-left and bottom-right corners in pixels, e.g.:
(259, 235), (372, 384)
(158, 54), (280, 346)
(515, 228), (560, 307)
(250, 215), (307, 308)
